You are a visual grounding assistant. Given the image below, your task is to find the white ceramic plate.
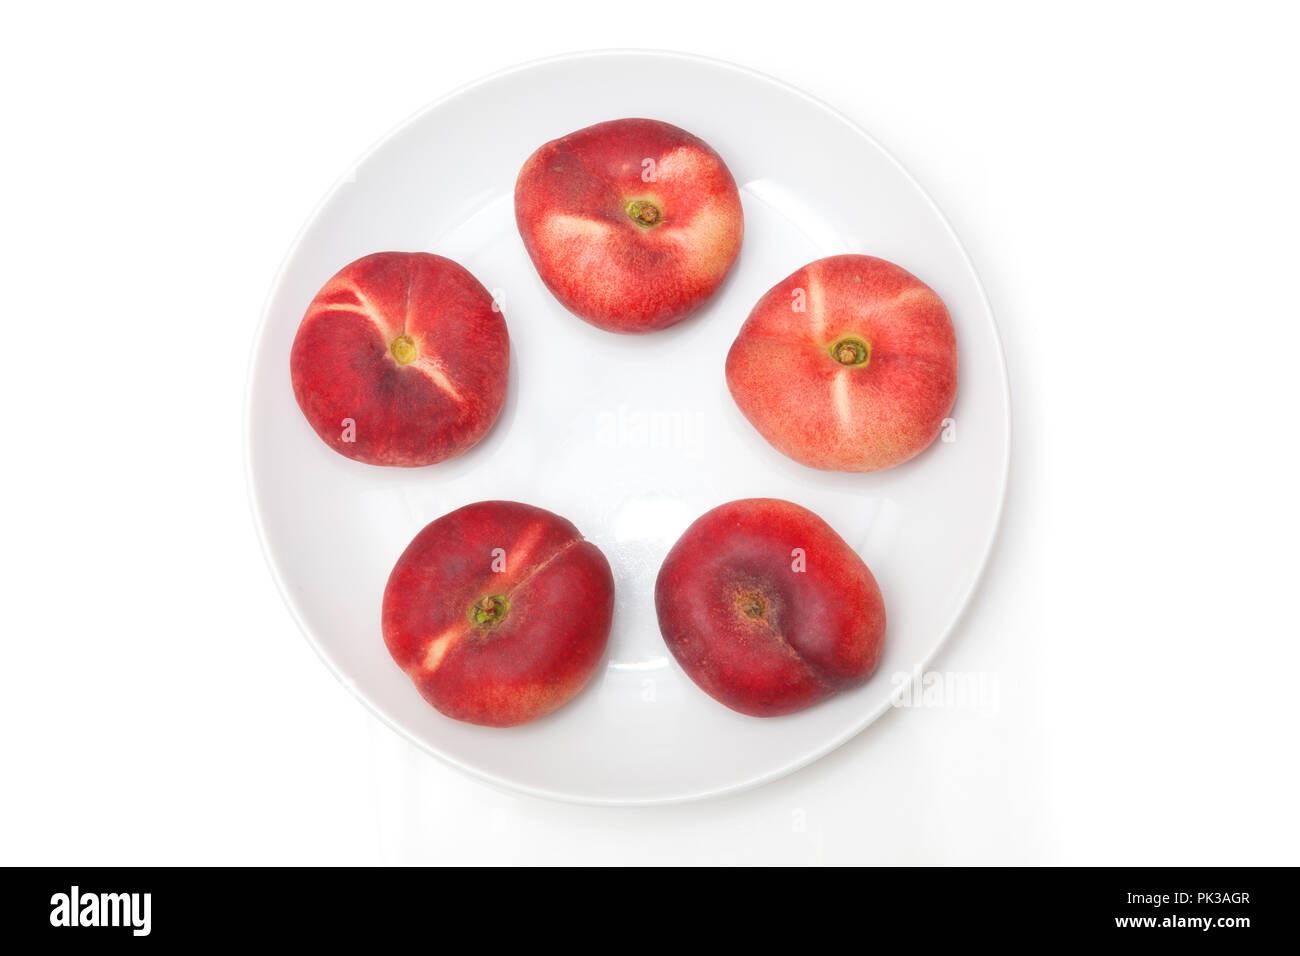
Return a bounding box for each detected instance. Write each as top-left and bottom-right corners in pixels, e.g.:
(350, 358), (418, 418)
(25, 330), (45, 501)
(246, 50), (1010, 805)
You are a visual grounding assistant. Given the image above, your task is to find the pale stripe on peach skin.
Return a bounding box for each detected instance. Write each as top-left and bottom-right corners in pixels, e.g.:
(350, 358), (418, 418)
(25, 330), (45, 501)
(410, 359), (464, 403)
(661, 198), (742, 284)
(313, 281), (468, 404)
(831, 369), (853, 430)
(419, 623), (469, 673)
(890, 284), (941, 309)
(539, 213), (612, 245)
(346, 282), (384, 324)
(794, 263), (824, 343)
(653, 145), (708, 183)
(499, 520), (550, 590)
(309, 282), (396, 339)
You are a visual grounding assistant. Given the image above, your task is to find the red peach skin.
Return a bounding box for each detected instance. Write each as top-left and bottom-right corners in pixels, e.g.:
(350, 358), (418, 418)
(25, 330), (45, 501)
(382, 501), (614, 727)
(726, 254), (957, 472)
(290, 251), (508, 467)
(515, 118), (744, 333)
(655, 498), (886, 717)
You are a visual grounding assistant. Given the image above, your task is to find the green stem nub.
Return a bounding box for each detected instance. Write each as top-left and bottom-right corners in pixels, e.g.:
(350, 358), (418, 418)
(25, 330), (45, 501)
(391, 334), (417, 365)
(831, 337), (871, 367)
(626, 200), (661, 226)
(472, 595), (510, 628)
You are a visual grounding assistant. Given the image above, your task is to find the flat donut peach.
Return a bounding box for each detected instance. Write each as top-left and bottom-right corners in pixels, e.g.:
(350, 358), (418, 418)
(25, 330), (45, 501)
(290, 251), (508, 466)
(514, 118), (744, 333)
(725, 254), (957, 471)
(382, 501), (614, 727)
(655, 498), (886, 717)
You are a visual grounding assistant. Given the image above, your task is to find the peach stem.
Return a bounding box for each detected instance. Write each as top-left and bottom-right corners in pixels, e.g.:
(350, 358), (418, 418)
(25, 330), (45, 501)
(830, 337), (870, 367)
(625, 200), (661, 226)
(472, 594), (510, 628)
(737, 590), (767, 620)
(391, 334), (418, 365)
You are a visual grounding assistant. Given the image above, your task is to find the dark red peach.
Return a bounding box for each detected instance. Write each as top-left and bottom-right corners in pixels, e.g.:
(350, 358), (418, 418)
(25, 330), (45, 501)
(655, 498), (886, 717)
(290, 251), (508, 466)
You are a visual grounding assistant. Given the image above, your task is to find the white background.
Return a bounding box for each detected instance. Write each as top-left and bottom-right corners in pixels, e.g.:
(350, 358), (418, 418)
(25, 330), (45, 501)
(2, 1), (1297, 865)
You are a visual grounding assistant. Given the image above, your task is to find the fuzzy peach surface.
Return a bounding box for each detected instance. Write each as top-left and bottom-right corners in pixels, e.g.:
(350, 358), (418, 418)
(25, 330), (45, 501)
(515, 118), (744, 333)
(726, 254), (958, 472)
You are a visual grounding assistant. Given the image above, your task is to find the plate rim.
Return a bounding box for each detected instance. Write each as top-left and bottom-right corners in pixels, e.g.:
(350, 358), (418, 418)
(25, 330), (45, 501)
(243, 47), (1013, 807)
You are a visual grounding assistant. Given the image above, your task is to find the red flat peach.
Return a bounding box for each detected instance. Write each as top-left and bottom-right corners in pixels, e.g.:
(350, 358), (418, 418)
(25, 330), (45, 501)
(382, 501), (614, 727)
(726, 254), (957, 471)
(290, 251), (508, 467)
(515, 118), (744, 333)
(655, 498), (886, 717)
